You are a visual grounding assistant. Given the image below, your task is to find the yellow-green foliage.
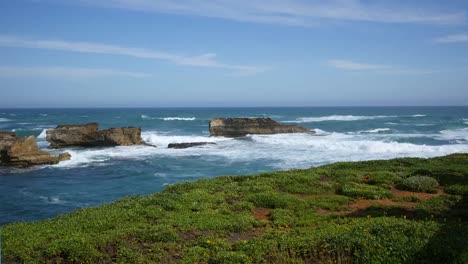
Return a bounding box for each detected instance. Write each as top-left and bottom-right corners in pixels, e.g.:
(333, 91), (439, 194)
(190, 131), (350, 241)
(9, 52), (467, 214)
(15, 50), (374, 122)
(2, 154), (468, 264)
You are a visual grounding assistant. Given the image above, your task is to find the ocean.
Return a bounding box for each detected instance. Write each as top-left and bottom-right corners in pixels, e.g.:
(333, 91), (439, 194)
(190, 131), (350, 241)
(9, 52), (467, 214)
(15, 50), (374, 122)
(0, 106), (467, 225)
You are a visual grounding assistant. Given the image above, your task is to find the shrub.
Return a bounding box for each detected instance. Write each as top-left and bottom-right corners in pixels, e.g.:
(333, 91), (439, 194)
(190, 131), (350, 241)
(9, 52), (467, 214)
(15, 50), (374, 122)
(246, 192), (302, 209)
(340, 183), (392, 199)
(397, 176), (439, 193)
(445, 184), (468, 195)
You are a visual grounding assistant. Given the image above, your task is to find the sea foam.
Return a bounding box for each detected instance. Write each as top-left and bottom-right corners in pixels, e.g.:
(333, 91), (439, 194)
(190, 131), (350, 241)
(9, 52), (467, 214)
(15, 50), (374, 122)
(357, 128), (391, 134)
(51, 130), (468, 170)
(141, 115), (196, 121)
(38, 129), (48, 139)
(285, 115), (397, 123)
(161, 117), (196, 121)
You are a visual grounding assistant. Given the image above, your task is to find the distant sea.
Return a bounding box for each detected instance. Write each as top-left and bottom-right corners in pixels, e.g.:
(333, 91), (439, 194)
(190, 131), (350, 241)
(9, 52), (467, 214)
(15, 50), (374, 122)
(1, 107), (468, 225)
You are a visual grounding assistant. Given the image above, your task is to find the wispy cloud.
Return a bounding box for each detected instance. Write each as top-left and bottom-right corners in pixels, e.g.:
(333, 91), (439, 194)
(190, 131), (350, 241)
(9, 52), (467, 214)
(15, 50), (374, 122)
(328, 59), (438, 75)
(0, 66), (148, 78)
(0, 35), (268, 75)
(328, 60), (392, 71)
(435, 33), (468, 43)
(74, 0), (465, 26)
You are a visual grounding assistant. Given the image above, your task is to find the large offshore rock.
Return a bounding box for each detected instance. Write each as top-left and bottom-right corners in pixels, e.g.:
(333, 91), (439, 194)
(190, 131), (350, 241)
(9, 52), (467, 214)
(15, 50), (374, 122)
(46, 123), (143, 148)
(209, 118), (312, 137)
(0, 132), (71, 167)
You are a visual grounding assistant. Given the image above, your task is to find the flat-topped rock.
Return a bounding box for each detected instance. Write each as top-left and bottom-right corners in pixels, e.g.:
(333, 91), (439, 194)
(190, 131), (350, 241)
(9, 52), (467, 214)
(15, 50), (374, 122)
(0, 132), (70, 167)
(46, 123), (143, 148)
(209, 118), (312, 137)
(168, 142), (216, 149)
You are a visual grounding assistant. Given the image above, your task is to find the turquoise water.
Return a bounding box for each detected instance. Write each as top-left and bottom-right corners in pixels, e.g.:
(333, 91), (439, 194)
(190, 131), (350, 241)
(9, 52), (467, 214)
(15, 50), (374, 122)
(0, 107), (467, 225)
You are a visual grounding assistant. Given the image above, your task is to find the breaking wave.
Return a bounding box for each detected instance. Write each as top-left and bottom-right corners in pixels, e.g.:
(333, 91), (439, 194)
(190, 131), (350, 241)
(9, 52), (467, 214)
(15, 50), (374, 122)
(0, 118), (11, 122)
(141, 115), (196, 121)
(357, 128), (391, 134)
(161, 117), (196, 121)
(51, 129), (468, 170)
(285, 115), (397, 123)
(38, 129), (48, 139)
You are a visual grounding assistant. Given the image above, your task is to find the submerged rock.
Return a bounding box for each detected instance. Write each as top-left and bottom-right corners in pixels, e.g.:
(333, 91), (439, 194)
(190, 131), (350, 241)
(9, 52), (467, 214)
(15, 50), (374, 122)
(209, 118), (312, 137)
(46, 123), (143, 148)
(168, 142), (216, 149)
(0, 131), (70, 167)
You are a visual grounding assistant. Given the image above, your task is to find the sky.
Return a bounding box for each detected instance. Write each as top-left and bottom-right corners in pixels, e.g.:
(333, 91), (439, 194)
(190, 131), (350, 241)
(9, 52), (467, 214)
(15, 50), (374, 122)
(0, 0), (467, 107)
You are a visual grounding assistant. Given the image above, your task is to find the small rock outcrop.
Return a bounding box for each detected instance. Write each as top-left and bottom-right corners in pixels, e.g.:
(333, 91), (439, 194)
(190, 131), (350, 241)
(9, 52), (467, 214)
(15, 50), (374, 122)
(46, 123), (143, 148)
(168, 142), (216, 149)
(209, 118), (312, 137)
(0, 131), (71, 167)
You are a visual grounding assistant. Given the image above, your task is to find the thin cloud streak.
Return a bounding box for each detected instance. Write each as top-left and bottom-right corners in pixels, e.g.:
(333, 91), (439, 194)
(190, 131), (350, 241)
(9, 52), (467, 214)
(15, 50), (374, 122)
(0, 35), (268, 75)
(76, 0), (466, 26)
(0, 66), (148, 78)
(328, 59), (440, 75)
(328, 60), (392, 71)
(435, 33), (468, 43)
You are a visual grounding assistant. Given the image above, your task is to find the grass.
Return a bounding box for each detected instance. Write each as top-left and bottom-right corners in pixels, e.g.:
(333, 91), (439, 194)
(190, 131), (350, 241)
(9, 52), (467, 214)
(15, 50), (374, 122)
(2, 154), (468, 263)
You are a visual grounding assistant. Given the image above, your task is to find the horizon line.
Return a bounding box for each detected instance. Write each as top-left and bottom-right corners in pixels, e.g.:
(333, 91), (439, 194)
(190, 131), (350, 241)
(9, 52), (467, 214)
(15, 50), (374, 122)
(1, 105), (468, 109)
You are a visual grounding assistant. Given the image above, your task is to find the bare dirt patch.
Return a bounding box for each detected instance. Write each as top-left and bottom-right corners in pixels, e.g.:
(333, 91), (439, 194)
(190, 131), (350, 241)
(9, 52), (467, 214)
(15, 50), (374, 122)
(253, 207), (272, 221)
(391, 187), (444, 201)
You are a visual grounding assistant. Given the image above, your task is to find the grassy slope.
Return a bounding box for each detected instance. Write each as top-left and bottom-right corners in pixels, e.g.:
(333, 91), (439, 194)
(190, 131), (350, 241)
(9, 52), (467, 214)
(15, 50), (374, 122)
(2, 154), (468, 263)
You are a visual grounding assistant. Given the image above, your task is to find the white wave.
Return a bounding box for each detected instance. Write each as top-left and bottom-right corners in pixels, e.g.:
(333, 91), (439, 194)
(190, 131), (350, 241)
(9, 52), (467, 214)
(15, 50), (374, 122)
(385, 122), (398, 125)
(142, 131), (229, 147)
(415, 123), (435, 127)
(161, 117), (196, 121)
(37, 129), (48, 139)
(358, 128), (391, 134)
(141, 114), (153, 120)
(437, 128), (468, 142)
(49, 129), (468, 170)
(40, 113), (48, 117)
(285, 115), (396, 123)
(411, 114), (427, 117)
(141, 115), (196, 121)
(0, 118), (11, 122)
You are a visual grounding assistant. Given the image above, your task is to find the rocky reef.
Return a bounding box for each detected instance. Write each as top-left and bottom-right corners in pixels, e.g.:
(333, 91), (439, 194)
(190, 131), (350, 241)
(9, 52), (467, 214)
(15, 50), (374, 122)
(209, 118), (312, 137)
(46, 123), (143, 148)
(0, 131), (70, 167)
(168, 142), (216, 149)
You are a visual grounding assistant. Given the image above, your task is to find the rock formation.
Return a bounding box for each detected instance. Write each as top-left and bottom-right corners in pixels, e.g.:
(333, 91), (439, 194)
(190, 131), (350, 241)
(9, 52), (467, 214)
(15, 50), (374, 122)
(0, 131), (71, 167)
(209, 118), (312, 137)
(168, 142), (216, 149)
(46, 123), (143, 148)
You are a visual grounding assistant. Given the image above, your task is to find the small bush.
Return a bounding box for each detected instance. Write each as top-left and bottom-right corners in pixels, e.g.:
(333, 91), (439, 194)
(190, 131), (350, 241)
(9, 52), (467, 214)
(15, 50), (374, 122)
(445, 184), (468, 195)
(397, 176), (439, 193)
(340, 183), (392, 199)
(246, 192), (301, 209)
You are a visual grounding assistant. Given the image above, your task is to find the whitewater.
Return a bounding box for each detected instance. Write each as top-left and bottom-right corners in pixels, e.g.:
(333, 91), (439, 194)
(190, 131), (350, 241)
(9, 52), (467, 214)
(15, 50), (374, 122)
(1, 106), (467, 224)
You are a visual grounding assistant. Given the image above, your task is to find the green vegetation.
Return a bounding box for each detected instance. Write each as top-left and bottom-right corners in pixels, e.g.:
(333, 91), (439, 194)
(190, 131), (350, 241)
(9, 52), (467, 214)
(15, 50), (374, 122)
(397, 176), (439, 193)
(446, 184), (468, 195)
(340, 182), (393, 199)
(2, 154), (468, 263)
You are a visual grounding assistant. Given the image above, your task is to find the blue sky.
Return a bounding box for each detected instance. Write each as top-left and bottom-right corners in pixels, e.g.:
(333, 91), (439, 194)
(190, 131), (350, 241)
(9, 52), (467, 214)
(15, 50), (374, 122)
(0, 0), (467, 107)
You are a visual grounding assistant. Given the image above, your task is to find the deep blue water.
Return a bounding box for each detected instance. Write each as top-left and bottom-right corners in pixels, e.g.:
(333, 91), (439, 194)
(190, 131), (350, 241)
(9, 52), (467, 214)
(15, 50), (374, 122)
(1, 107), (467, 225)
